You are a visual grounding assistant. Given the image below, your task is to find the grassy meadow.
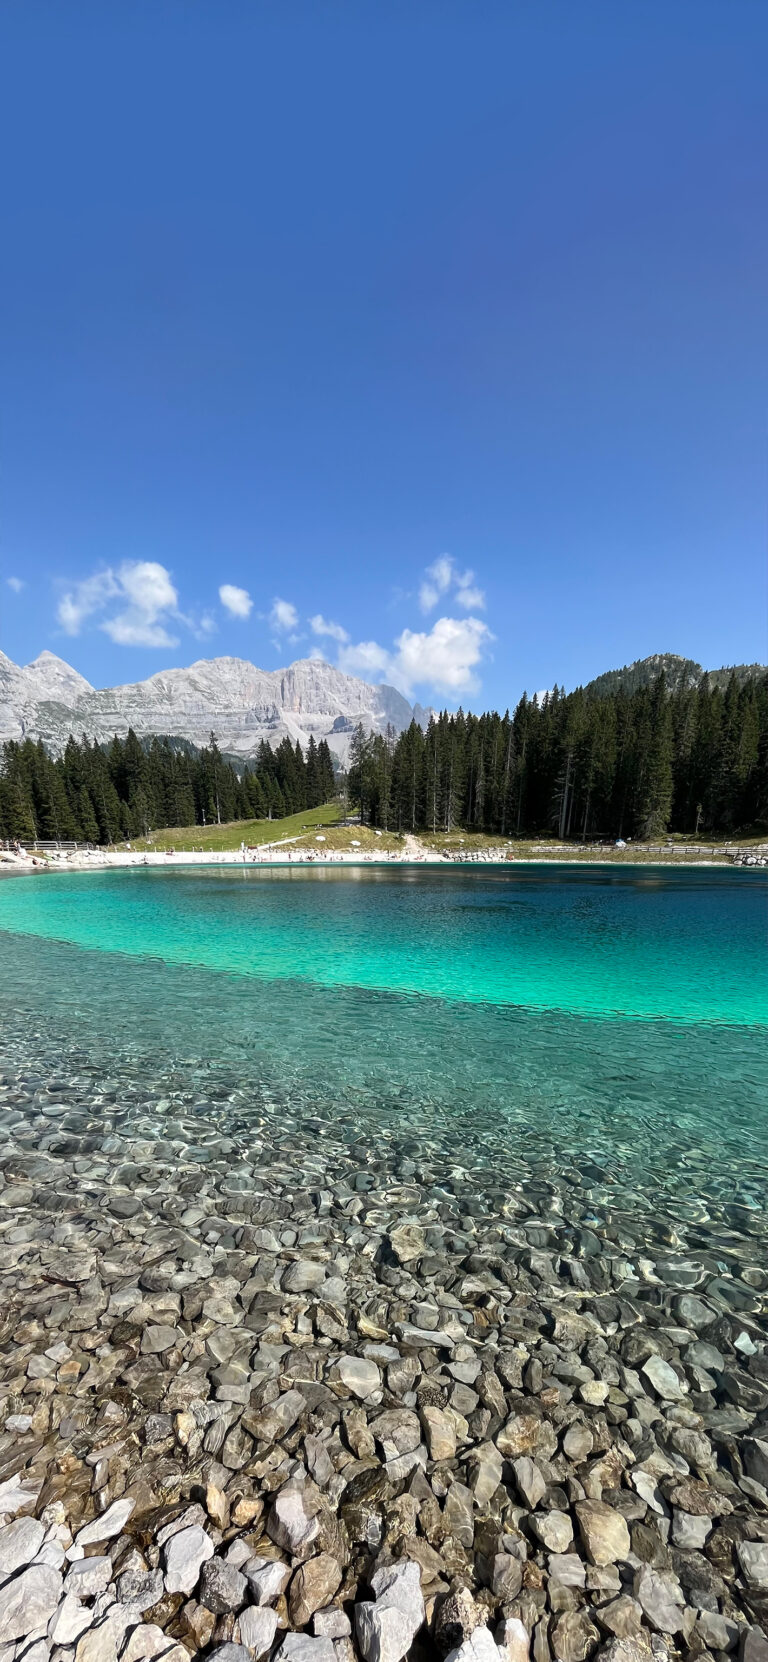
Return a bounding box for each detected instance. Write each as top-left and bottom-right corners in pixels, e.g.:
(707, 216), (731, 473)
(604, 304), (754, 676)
(108, 805), (768, 863)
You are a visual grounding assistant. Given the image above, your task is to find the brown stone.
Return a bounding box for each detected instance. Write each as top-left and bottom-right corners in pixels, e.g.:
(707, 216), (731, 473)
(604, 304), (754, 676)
(552, 1611), (600, 1662)
(288, 1553), (343, 1627)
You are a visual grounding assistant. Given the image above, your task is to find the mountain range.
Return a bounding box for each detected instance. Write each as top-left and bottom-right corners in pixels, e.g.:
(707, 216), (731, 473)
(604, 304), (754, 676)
(0, 648), (763, 763)
(0, 650), (431, 762)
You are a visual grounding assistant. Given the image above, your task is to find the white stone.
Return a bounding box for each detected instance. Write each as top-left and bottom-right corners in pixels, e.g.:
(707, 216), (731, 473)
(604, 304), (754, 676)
(19, 1642), (50, 1662)
(122, 1623), (177, 1662)
(276, 1638), (336, 1662)
(267, 1489), (320, 1558)
(445, 1629), (501, 1662)
(355, 1561), (425, 1662)
(141, 1325), (181, 1354)
(0, 1517), (45, 1581)
(0, 1565), (63, 1644)
(388, 1221), (426, 1264)
(336, 1356), (381, 1401)
(0, 1474), (42, 1520)
(394, 1324), (455, 1349)
(245, 1557), (292, 1605)
(238, 1605), (280, 1656)
(36, 1541), (67, 1569)
(497, 1617), (530, 1662)
(75, 1604), (132, 1662)
(468, 1444), (503, 1506)
(738, 1542), (768, 1591)
(74, 1499), (135, 1549)
(65, 1558), (113, 1599)
(696, 1612), (740, 1652)
(314, 1610), (352, 1639)
(163, 1524), (214, 1595)
(49, 1593), (94, 1646)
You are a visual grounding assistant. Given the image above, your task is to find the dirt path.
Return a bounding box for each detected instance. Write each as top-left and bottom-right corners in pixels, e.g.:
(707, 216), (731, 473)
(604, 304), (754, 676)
(402, 832), (432, 861)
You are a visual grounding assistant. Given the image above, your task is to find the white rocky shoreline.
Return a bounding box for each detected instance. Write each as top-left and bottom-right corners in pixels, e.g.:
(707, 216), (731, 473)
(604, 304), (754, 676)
(0, 844), (760, 877)
(0, 1030), (767, 1662)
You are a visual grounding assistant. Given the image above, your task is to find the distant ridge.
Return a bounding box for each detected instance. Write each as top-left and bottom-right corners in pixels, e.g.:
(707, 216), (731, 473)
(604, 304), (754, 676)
(584, 653), (766, 699)
(0, 650), (431, 762)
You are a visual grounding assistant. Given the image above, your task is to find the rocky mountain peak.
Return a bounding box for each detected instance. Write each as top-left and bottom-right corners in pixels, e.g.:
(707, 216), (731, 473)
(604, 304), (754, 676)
(0, 648), (425, 761)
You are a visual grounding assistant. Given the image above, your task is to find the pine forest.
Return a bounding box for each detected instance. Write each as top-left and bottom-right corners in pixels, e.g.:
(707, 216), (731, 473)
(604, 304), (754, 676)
(1, 670), (765, 844)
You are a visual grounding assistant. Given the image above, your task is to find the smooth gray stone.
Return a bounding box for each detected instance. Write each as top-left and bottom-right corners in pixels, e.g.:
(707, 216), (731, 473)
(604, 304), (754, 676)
(0, 1517), (45, 1582)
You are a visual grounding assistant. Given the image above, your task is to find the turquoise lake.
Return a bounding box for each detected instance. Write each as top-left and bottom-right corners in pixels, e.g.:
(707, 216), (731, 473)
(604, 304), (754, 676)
(1, 863), (766, 1221)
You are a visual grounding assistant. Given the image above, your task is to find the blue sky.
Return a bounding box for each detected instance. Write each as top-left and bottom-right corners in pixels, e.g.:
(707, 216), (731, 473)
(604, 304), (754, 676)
(1, 1), (766, 710)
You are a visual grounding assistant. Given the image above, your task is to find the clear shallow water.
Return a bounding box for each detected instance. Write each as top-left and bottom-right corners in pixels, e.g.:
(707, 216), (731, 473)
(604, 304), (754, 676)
(1, 863), (766, 1218)
(1, 862), (766, 1023)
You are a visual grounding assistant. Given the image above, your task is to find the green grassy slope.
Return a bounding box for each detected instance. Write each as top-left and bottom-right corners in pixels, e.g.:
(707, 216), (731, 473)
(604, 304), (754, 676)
(119, 802), (343, 852)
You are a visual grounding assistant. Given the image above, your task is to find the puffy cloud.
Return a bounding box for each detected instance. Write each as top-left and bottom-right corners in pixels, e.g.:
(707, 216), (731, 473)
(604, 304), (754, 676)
(419, 555), (485, 614)
(310, 613), (349, 644)
(270, 597), (299, 632)
(338, 638), (393, 679)
(57, 560), (180, 648)
(101, 562), (179, 647)
(394, 616), (491, 695)
(219, 583), (253, 619)
(6, 576), (25, 593)
(339, 615), (492, 698)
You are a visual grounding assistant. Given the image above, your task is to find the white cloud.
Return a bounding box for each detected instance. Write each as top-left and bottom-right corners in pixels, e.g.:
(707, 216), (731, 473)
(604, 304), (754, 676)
(394, 616), (491, 695)
(310, 613), (349, 644)
(219, 583), (253, 619)
(338, 639), (393, 680)
(6, 576), (25, 593)
(418, 555), (454, 613)
(455, 578), (485, 610)
(103, 614), (176, 648)
(57, 570), (120, 635)
(57, 560), (180, 648)
(419, 554), (485, 614)
(339, 614), (492, 698)
(270, 597), (299, 632)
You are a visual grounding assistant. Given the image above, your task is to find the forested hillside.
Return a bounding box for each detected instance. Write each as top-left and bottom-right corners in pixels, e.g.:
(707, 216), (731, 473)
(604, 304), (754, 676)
(584, 653), (765, 699)
(347, 671), (768, 840)
(0, 730), (335, 843)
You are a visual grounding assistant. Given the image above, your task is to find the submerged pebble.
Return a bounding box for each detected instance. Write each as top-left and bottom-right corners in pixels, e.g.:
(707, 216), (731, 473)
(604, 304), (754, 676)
(0, 1005), (766, 1662)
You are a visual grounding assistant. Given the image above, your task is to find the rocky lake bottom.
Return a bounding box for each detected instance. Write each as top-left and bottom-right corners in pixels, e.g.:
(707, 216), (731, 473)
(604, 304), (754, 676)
(0, 867), (766, 1662)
